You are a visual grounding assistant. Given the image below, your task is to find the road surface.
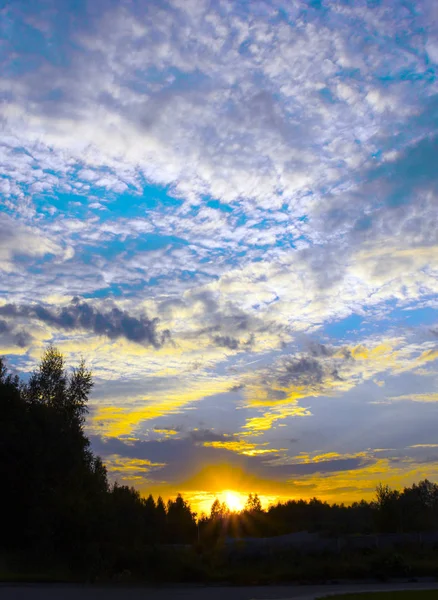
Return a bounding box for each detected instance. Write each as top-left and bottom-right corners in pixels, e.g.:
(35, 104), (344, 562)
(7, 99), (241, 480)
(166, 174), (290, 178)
(1, 582), (438, 600)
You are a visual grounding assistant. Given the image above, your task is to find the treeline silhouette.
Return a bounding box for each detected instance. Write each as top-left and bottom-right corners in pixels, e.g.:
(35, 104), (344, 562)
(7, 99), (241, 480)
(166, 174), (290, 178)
(2, 348), (438, 582)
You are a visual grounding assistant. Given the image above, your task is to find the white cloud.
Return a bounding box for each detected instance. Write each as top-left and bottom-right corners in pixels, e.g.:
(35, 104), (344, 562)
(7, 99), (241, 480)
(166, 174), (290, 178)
(1, 0), (433, 217)
(0, 213), (72, 273)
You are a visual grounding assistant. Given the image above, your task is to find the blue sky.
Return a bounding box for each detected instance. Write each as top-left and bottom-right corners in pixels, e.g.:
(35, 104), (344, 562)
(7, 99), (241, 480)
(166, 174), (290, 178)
(1, 0), (438, 512)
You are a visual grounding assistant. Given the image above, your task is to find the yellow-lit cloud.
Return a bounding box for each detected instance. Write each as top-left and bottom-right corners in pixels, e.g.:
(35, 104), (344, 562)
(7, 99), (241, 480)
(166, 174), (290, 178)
(154, 428), (180, 436)
(203, 439), (283, 456)
(242, 405), (312, 435)
(416, 349), (438, 364)
(388, 393), (438, 403)
(104, 455), (165, 482)
(91, 376), (232, 436)
(291, 450), (370, 464)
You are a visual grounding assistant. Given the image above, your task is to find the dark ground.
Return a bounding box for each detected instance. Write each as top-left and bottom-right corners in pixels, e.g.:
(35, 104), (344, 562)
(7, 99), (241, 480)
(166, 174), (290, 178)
(2, 582), (438, 600)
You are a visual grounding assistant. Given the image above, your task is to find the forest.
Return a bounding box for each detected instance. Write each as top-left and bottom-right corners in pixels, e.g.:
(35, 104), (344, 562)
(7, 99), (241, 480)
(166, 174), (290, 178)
(2, 347), (438, 583)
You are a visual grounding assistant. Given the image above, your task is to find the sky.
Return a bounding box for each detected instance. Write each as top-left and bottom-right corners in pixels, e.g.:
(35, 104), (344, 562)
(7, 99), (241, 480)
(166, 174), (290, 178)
(1, 0), (438, 515)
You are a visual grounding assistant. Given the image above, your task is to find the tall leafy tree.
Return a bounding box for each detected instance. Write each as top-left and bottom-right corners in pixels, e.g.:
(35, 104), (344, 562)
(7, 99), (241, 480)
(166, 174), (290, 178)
(167, 494), (197, 543)
(0, 348), (108, 569)
(245, 493), (262, 513)
(155, 496), (167, 542)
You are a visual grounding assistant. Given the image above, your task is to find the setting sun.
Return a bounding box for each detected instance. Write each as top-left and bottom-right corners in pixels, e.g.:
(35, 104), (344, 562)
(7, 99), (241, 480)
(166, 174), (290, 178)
(222, 490), (246, 513)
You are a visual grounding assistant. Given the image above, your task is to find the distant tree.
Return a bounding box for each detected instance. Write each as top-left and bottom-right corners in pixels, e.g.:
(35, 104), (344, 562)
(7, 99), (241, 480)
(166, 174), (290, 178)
(399, 479), (438, 531)
(210, 498), (221, 519)
(374, 482), (401, 532)
(0, 356), (20, 392)
(109, 483), (145, 549)
(143, 494), (157, 543)
(154, 495), (167, 542)
(210, 498), (229, 520)
(145, 493), (156, 511)
(167, 494), (197, 543)
(245, 493), (262, 513)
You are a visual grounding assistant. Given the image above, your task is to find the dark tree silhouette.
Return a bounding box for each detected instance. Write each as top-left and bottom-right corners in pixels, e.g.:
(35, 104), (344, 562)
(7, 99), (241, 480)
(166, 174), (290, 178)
(210, 499), (229, 520)
(167, 494), (197, 543)
(155, 496), (168, 542)
(244, 493), (262, 513)
(0, 348), (108, 575)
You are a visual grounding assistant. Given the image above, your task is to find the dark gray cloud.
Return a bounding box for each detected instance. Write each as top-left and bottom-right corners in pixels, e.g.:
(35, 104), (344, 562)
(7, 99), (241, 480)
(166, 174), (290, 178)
(252, 344), (354, 401)
(159, 289), (280, 351)
(0, 320), (10, 335)
(307, 342), (335, 358)
(0, 297), (170, 347)
(188, 429), (228, 443)
(212, 334), (254, 350)
(306, 342), (352, 361)
(268, 389), (288, 400)
(229, 383), (245, 392)
(212, 335), (240, 350)
(277, 356), (325, 388)
(0, 318), (32, 348)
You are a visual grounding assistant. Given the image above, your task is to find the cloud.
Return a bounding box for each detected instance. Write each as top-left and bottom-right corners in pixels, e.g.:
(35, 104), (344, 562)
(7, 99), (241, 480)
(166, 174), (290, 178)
(242, 405), (312, 436)
(186, 428), (285, 457)
(276, 356), (326, 388)
(1, 0), (434, 219)
(188, 429), (228, 443)
(212, 335), (241, 350)
(0, 318), (32, 348)
(0, 298), (170, 347)
(387, 393), (438, 403)
(1, 1), (437, 340)
(154, 426), (181, 436)
(157, 289), (284, 354)
(89, 375), (235, 437)
(0, 213), (71, 273)
(203, 439), (282, 457)
(102, 456), (165, 483)
(234, 333), (438, 438)
(90, 431), (373, 495)
(239, 343), (354, 409)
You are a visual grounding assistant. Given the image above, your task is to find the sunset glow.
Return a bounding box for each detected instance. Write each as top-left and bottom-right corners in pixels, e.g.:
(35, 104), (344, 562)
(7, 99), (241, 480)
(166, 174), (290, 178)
(222, 491), (246, 513)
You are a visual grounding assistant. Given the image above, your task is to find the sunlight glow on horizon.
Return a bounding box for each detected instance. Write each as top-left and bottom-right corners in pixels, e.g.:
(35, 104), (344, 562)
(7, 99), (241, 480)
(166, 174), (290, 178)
(222, 490), (246, 513)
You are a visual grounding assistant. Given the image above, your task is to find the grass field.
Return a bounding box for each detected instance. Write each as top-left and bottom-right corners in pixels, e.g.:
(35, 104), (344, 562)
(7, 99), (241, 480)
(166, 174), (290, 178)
(322, 591), (438, 599)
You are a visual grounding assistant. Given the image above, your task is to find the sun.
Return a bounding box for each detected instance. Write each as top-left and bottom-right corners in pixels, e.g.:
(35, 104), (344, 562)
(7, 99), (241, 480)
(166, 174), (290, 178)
(222, 490), (245, 513)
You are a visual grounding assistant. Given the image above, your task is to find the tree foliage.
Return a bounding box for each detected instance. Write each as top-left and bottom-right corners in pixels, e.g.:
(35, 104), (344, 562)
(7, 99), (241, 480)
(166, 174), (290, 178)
(245, 493), (262, 513)
(210, 499), (229, 520)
